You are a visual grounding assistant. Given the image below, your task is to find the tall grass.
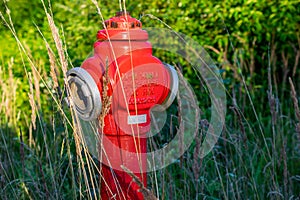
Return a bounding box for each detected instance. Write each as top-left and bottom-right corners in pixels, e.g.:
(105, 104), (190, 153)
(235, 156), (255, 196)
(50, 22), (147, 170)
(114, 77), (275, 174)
(0, 1), (300, 200)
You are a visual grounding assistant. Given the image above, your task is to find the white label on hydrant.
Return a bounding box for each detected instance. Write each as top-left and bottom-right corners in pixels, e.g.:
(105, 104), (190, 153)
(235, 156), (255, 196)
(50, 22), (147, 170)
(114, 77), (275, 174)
(127, 114), (147, 124)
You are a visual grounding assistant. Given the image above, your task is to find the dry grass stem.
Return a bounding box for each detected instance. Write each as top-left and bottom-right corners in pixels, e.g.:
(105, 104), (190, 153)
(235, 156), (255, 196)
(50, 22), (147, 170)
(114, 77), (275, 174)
(28, 74), (36, 130)
(6, 58), (17, 126)
(281, 51), (290, 86)
(230, 106), (248, 149)
(46, 13), (68, 77)
(282, 139), (289, 199)
(121, 165), (158, 200)
(292, 34), (300, 76)
(289, 78), (300, 151)
(46, 42), (59, 89)
(19, 130), (25, 178)
(267, 64), (278, 125)
(32, 64), (41, 109)
(289, 78), (300, 121)
(98, 58), (112, 129)
(193, 128), (203, 181)
(22, 43), (42, 109)
(36, 159), (50, 199)
(0, 160), (4, 191)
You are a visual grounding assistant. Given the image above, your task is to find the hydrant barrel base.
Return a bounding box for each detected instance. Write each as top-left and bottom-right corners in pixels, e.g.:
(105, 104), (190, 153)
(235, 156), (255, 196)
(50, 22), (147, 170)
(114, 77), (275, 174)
(100, 135), (147, 200)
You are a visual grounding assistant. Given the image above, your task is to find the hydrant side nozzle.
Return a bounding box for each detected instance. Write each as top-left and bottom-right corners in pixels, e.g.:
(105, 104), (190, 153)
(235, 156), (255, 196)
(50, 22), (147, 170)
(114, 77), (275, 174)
(66, 67), (102, 121)
(160, 64), (179, 110)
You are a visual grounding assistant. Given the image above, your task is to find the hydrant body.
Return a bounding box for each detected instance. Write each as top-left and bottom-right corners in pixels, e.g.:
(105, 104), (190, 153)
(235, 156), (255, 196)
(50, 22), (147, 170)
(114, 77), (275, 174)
(67, 12), (178, 200)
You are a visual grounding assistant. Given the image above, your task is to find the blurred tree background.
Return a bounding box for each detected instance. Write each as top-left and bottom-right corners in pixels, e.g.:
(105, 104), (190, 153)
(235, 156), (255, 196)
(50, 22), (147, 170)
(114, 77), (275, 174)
(1, 0), (299, 128)
(0, 0), (299, 199)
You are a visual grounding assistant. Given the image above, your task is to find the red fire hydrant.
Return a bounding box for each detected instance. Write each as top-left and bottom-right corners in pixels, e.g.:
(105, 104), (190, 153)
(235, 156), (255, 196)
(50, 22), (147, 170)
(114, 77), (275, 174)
(67, 11), (178, 199)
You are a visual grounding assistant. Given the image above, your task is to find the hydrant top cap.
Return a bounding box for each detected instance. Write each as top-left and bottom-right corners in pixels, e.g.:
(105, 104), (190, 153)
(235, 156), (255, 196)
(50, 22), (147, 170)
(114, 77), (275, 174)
(116, 11), (130, 17)
(104, 11), (142, 29)
(97, 11), (148, 41)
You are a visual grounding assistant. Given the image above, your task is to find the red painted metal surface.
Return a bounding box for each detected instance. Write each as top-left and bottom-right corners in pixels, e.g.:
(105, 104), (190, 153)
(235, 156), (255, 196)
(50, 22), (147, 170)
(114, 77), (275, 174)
(80, 12), (172, 199)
